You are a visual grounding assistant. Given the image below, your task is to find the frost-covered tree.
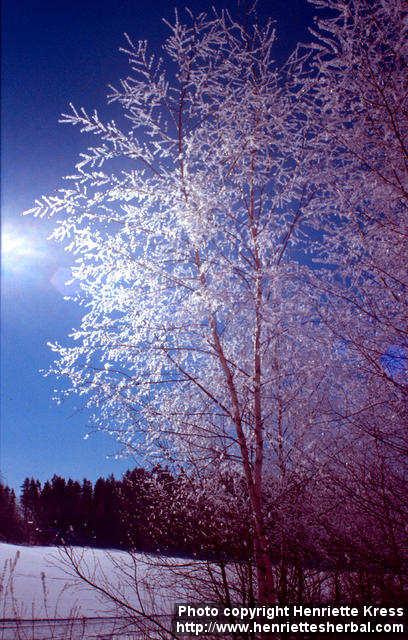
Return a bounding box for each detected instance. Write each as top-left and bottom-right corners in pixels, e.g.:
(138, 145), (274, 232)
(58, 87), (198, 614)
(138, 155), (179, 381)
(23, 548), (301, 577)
(304, 0), (407, 493)
(27, 3), (406, 603)
(306, 0), (407, 382)
(299, 0), (408, 598)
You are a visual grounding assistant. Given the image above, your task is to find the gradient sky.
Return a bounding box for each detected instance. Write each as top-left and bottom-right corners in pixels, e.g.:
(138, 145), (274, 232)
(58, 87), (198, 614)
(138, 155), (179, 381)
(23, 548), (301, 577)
(1, 0), (315, 492)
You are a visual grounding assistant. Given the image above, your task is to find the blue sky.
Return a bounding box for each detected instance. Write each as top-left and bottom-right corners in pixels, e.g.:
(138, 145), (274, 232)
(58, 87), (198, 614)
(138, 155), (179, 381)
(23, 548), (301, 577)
(1, 0), (315, 492)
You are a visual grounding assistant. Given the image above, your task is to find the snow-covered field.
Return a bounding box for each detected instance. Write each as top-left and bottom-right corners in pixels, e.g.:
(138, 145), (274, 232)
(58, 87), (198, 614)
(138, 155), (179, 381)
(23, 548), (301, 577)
(0, 543), (193, 639)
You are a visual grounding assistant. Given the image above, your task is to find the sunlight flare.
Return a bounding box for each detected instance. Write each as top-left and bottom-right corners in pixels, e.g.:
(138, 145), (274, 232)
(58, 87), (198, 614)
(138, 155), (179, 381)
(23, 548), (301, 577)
(1, 226), (44, 269)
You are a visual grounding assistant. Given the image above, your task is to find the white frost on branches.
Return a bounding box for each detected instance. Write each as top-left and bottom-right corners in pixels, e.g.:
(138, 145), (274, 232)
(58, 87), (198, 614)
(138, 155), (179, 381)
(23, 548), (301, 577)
(26, 2), (407, 602)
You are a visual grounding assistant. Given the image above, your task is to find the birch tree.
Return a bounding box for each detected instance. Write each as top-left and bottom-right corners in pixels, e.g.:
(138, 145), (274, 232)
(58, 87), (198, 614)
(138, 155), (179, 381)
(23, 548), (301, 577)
(27, 2), (406, 603)
(307, 0), (407, 385)
(306, 0), (407, 490)
(302, 0), (407, 598)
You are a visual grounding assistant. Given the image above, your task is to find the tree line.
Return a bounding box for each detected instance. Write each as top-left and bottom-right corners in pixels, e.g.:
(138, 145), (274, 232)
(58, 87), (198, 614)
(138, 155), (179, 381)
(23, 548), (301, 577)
(1, 453), (406, 604)
(0, 468), (247, 559)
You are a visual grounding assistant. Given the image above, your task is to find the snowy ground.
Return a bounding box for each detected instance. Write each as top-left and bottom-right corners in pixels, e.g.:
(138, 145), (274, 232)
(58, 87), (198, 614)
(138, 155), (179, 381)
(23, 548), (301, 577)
(0, 543), (194, 639)
(0, 543), (352, 638)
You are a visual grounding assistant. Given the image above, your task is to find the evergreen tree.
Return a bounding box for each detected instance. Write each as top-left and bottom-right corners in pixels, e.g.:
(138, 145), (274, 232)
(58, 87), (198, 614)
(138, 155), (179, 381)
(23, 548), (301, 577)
(20, 477), (42, 543)
(92, 475), (123, 548)
(119, 467), (155, 552)
(0, 483), (24, 543)
(78, 478), (94, 544)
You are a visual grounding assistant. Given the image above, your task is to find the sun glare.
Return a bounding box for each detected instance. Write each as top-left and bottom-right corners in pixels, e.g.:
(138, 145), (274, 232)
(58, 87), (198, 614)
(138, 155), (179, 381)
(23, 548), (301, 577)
(1, 227), (43, 270)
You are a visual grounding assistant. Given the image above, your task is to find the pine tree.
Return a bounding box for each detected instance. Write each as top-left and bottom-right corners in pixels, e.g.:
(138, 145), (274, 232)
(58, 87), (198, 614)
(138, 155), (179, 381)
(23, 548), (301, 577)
(20, 477), (42, 543)
(0, 483), (24, 543)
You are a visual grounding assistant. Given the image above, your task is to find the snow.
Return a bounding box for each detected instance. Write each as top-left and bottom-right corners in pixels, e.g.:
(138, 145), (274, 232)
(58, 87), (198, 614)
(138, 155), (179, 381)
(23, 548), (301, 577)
(0, 543), (192, 616)
(0, 543), (191, 638)
(2, 543), (118, 618)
